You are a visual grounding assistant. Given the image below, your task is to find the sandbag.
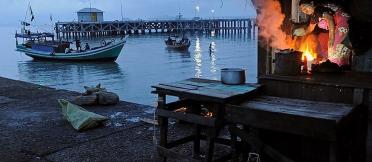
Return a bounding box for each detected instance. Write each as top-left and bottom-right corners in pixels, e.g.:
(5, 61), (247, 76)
(58, 99), (108, 131)
(83, 84), (106, 96)
(96, 91), (119, 105)
(72, 95), (97, 106)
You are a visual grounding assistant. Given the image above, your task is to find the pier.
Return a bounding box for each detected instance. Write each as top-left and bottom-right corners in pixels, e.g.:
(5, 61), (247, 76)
(55, 18), (256, 39)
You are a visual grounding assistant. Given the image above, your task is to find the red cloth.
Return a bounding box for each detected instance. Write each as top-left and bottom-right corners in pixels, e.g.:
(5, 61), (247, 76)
(316, 5), (351, 65)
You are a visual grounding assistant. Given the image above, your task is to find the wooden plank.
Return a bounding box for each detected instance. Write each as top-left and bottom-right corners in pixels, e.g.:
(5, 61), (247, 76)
(238, 97), (354, 120)
(152, 84), (190, 93)
(259, 78), (355, 103)
(153, 78), (261, 102)
(225, 103), (340, 140)
(159, 82), (199, 90)
(156, 109), (216, 127)
(240, 102), (342, 120)
(166, 99), (193, 111)
(259, 72), (372, 89)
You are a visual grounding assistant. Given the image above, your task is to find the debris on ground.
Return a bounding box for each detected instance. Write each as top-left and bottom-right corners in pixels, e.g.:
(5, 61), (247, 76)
(58, 99), (108, 131)
(72, 84), (119, 106)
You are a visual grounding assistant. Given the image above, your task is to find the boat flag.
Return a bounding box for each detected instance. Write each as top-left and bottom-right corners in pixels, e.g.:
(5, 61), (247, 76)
(30, 5), (35, 21)
(21, 21), (30, 26)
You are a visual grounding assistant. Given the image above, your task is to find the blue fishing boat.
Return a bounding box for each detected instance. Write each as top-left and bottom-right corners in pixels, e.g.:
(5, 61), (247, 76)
(15, 32), (127, 62)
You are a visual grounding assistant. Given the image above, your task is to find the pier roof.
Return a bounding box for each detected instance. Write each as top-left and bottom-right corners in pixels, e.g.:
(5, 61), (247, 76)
(77, 8), (103, 13)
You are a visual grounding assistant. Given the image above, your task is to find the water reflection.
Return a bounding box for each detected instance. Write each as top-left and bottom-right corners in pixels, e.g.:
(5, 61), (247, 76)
(166, 48), (191, 59)
(17, 60), (125, 90)
(194, 37), (202, 78)
(209, 41), (218, 80)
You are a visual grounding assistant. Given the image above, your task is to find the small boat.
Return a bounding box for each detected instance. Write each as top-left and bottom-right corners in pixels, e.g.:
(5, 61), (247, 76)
(164, 36), (191, 50)
(15, 32), (127, 62)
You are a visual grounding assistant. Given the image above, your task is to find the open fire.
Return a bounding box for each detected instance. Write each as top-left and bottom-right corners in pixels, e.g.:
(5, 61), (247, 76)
(300, 42), (316, 61)
(255, 0), (325, 72)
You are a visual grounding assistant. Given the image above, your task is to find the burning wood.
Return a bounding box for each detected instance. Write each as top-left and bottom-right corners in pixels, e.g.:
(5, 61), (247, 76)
(311, 59), (341, 73)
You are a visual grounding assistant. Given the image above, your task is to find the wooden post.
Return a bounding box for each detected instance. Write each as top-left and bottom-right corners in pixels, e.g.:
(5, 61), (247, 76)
(157, 94), (168, 162)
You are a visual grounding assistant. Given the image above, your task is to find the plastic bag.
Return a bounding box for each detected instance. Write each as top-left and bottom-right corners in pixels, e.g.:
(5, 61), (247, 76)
(58, 99), (108, 131)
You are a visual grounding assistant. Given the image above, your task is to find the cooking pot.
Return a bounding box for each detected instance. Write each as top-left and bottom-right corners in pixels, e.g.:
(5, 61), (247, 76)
(221, 68), (246, 85)
(274, 50), (302, 75)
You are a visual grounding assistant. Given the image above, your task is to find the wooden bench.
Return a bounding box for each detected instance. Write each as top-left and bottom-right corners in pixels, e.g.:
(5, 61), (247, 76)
(225, 96), (368, 162)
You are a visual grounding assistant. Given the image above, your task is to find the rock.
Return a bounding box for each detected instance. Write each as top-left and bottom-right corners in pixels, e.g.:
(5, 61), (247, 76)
(96, 91), (119, 105)
(72, 95), (98, 106)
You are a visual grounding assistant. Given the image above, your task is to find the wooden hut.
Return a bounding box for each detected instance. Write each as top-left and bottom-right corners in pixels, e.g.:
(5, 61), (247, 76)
(77, 8), (104, 22)
(252, 0), (372, 161)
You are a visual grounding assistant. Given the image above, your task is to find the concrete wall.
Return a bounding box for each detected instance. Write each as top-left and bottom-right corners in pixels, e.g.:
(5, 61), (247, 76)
(77, 12), (103, 22)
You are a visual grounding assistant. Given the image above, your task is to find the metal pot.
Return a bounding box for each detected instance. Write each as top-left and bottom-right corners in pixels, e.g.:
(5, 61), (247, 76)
(274, 50), (302, 75)
(221, 68), (246, 85)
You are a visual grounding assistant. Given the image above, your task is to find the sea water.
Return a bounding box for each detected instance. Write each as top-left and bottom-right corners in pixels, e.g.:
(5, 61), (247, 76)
(0, 26), (257, 105)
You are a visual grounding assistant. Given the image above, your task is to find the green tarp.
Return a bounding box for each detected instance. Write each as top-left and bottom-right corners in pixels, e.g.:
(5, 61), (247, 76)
(58, 99), (108, 131)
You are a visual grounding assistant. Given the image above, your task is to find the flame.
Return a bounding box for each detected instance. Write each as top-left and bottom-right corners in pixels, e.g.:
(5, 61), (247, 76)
(297, 34), (318, 62)
(301, 43), (315, 61)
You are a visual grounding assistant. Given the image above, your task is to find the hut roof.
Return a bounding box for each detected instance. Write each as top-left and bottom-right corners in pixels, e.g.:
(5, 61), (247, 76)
(77, 8), (103, 13)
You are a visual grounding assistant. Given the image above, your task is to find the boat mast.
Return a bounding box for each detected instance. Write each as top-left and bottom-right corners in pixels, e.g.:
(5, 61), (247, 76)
(121, 0), (124, 21)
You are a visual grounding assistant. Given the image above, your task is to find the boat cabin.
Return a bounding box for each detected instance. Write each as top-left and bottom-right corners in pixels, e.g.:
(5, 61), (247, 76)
(15, 32), (70, 53)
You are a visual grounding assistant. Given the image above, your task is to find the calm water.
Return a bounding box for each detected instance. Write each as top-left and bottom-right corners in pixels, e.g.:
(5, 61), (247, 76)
(1, 27), (257, 105)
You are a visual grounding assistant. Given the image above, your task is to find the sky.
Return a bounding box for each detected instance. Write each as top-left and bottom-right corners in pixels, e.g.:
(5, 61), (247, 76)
(0, 0), (256, 27)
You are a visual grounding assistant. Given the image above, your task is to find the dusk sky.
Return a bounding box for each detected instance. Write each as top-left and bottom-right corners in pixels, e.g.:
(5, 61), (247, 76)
(0, 0), (256, 26)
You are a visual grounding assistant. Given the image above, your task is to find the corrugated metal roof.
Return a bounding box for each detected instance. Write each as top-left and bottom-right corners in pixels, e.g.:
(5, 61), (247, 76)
(77, 8), (103, 13)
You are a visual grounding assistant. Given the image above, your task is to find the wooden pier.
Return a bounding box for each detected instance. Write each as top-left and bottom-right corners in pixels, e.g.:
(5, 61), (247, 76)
(55, 18), (256, 39)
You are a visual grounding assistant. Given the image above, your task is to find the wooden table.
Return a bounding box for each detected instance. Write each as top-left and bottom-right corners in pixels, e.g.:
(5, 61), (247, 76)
(226, 96), (367, 162)
(152, 78), (261, 161)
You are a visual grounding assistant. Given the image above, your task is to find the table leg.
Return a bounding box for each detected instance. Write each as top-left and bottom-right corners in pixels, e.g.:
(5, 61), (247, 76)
(193, 124), (201, 157)
(157, 94), (168, 162)
(229, 125), (239, 162)
(207, 135), (215, 162)
(190, 102), (201, 157)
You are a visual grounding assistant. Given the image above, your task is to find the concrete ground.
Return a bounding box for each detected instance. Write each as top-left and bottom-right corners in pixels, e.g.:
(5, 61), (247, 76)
(0, 77), (158, 162)
(0, 77), (371, 162)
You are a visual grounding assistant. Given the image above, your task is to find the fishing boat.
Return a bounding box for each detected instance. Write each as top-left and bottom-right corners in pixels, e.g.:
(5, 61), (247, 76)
(164, 36), (191, 50)
(15, 32), (127, 62)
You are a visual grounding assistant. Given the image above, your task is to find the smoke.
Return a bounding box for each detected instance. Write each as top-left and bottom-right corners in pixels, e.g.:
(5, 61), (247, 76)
(255, 0), (290, 49)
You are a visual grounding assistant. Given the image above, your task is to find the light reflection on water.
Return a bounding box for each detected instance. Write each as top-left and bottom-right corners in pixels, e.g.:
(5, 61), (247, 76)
(194, 37), (202, 78)
(1, 26), (257, 105)
(210, 41), (217, 80)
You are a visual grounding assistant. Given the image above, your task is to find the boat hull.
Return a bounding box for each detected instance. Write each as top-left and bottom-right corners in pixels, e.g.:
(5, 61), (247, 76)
(165, 40), (191, 51)
(16, 40), (125, 62)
